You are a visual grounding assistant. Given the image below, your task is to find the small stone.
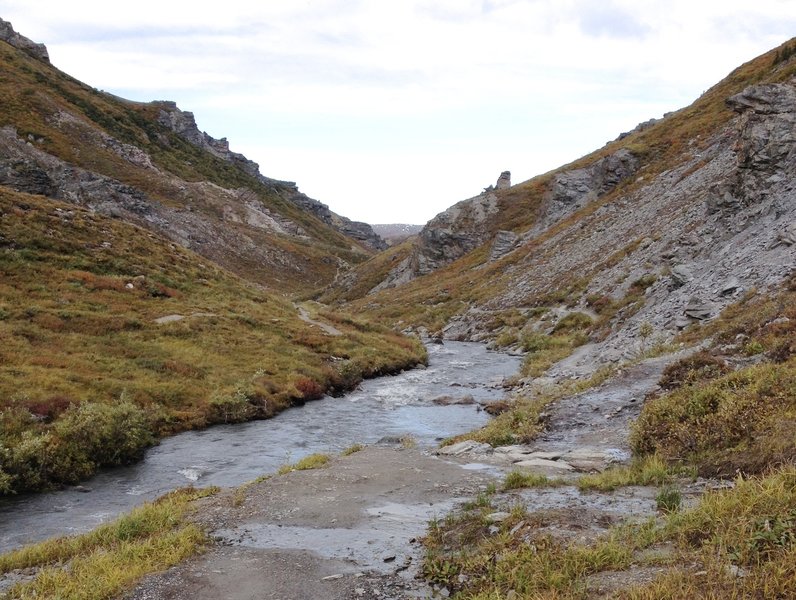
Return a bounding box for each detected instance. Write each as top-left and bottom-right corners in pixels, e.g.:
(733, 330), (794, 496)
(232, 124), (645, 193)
(720, 277), (741, 296)
(383, 555), (396, 563)
(509, 521), (525, 536)
(485, 511), (511, 523)
(322, 574), (344, 581)
(726, 564), (747, 578)
(435, 440), (493, 456)
(684, 296), (713, 320)
(670, 265), (693, 287)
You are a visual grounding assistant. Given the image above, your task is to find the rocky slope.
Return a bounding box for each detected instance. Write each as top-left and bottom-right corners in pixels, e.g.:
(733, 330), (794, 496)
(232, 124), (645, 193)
(329, 39), (796, 376)
(370, 223), (423, 246)
(0, 19), (384, 293)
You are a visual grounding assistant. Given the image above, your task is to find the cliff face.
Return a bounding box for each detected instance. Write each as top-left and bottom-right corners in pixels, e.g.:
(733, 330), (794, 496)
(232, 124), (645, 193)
(0, 23), (383, 292)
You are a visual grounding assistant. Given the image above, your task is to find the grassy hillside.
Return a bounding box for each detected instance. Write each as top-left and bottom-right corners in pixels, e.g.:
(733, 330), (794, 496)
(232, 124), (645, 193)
(0, 188), (425, 494)
(0, 40), (370, 293)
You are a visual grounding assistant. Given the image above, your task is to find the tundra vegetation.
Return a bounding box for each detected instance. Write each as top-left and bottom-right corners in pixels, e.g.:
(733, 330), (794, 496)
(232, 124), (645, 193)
(0, 189), (426, 494)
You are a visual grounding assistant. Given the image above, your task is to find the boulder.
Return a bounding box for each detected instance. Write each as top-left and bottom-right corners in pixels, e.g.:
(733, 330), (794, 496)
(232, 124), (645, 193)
(435, 440), (493, 457)
(489, 230), (519, 261)
(513, 458), (574, 474)
(777, 222), (796, 246)
(496, 171), (512, 190)
(684, 296), (713, 320)
(670, 265), (693, 287)
(432, 394), (475, 406)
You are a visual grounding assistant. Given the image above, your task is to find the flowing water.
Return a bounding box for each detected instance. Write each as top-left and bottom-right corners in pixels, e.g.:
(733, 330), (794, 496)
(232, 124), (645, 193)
(0, 342), (521, 552)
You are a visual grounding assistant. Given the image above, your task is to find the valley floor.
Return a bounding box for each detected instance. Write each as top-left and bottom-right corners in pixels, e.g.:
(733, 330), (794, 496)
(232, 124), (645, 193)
(120, 355), (685, 600)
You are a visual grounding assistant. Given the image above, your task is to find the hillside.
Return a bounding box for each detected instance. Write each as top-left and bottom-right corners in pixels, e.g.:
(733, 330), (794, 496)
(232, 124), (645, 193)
(326, 39), (796, 378)
(0, 187), (424, 494)
(0, 19), (385, 295)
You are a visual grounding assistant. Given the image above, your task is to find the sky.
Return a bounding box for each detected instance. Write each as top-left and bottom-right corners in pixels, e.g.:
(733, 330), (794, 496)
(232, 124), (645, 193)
(2, 2), (795, 224)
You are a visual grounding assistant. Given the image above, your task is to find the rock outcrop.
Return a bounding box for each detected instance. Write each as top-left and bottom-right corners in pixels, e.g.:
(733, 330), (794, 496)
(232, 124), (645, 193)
(156, 102), (261, 178)
(156, 101), (386, 251)
(0, 18), (49, 63)
(278, 188), (387, 251)
(369, 171), (515, 292)
(496, 170), (511, 190)
(368, 150), (638, 294)
(536, 148), (638, 232)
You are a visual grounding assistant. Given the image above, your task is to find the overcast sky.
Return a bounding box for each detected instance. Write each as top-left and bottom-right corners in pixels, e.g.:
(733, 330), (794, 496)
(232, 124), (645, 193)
(2, 1), (795, 224)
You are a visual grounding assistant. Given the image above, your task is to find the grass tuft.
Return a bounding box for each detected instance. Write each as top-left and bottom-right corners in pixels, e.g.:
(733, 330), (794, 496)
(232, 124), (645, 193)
(0, 486), (217, 598)
(277, 453), (331, 475)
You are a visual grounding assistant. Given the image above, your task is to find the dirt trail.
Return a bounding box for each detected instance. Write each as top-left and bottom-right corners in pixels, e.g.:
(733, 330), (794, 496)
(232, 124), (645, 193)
(295, 304), (343, 336)
(125, 354), (687, 600)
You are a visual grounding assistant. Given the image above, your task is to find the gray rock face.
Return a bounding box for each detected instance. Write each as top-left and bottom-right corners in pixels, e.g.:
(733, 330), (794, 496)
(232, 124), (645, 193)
(489, 230), (519, 261)
(156, 102), (261, 178)
(0, 19), (49, 63)
(538, 148), (638, 231)
(496, 171), (511, 190)
(719, 83), (796, 221)
(281, 190), (387, 251)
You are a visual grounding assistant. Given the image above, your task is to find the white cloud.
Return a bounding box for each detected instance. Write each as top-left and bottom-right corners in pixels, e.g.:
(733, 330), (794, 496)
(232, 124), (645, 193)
(2, 1), (795, 223)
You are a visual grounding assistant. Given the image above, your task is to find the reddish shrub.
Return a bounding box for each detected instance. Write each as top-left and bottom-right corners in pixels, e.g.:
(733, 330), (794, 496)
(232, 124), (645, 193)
(26, 395), (74, 421)
(295, 377), (325, 401)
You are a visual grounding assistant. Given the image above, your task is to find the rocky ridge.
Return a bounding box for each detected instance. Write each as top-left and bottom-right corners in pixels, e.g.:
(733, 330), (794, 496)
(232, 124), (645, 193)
(367, 172), (510, 293)
(155, 102), (386, 252)
(443, 81), (796, 371)
(0, 23), (384, 290)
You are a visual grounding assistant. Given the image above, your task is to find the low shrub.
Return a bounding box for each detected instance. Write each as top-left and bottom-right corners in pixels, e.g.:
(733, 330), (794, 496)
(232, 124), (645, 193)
(631, 360), (796, 477)
(658, 351), (731, 391)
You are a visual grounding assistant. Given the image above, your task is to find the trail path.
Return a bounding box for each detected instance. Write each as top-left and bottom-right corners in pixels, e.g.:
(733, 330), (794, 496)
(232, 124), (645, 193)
(295, 304), (343, 336)
(125, 354), (693, 600)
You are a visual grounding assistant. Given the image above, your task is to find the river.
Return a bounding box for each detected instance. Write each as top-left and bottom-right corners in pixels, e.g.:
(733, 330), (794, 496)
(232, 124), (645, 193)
(0, 341), (521, 552)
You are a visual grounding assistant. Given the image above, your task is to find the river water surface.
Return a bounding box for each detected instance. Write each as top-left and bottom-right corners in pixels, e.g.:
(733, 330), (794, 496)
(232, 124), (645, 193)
(0, 341), (520, 552)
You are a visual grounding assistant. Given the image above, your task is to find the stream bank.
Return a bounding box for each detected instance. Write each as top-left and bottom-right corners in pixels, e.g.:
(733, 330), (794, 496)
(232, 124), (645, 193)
(0, 342), (520, 553)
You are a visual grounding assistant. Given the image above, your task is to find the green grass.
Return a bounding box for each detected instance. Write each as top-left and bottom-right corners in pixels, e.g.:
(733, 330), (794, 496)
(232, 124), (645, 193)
(423, 501), (634, 598)
(502, 470), (564, 490)
(618, 466), (796, 599)
(277, 452), (331, 475)
(443, 393), (554, 448)
(630, 359), (796, 478)
(0, 486), (217, 599)
(424, 466), (796, 599)
(577, 455), (693, 492)
(341, 443), (365, 456)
